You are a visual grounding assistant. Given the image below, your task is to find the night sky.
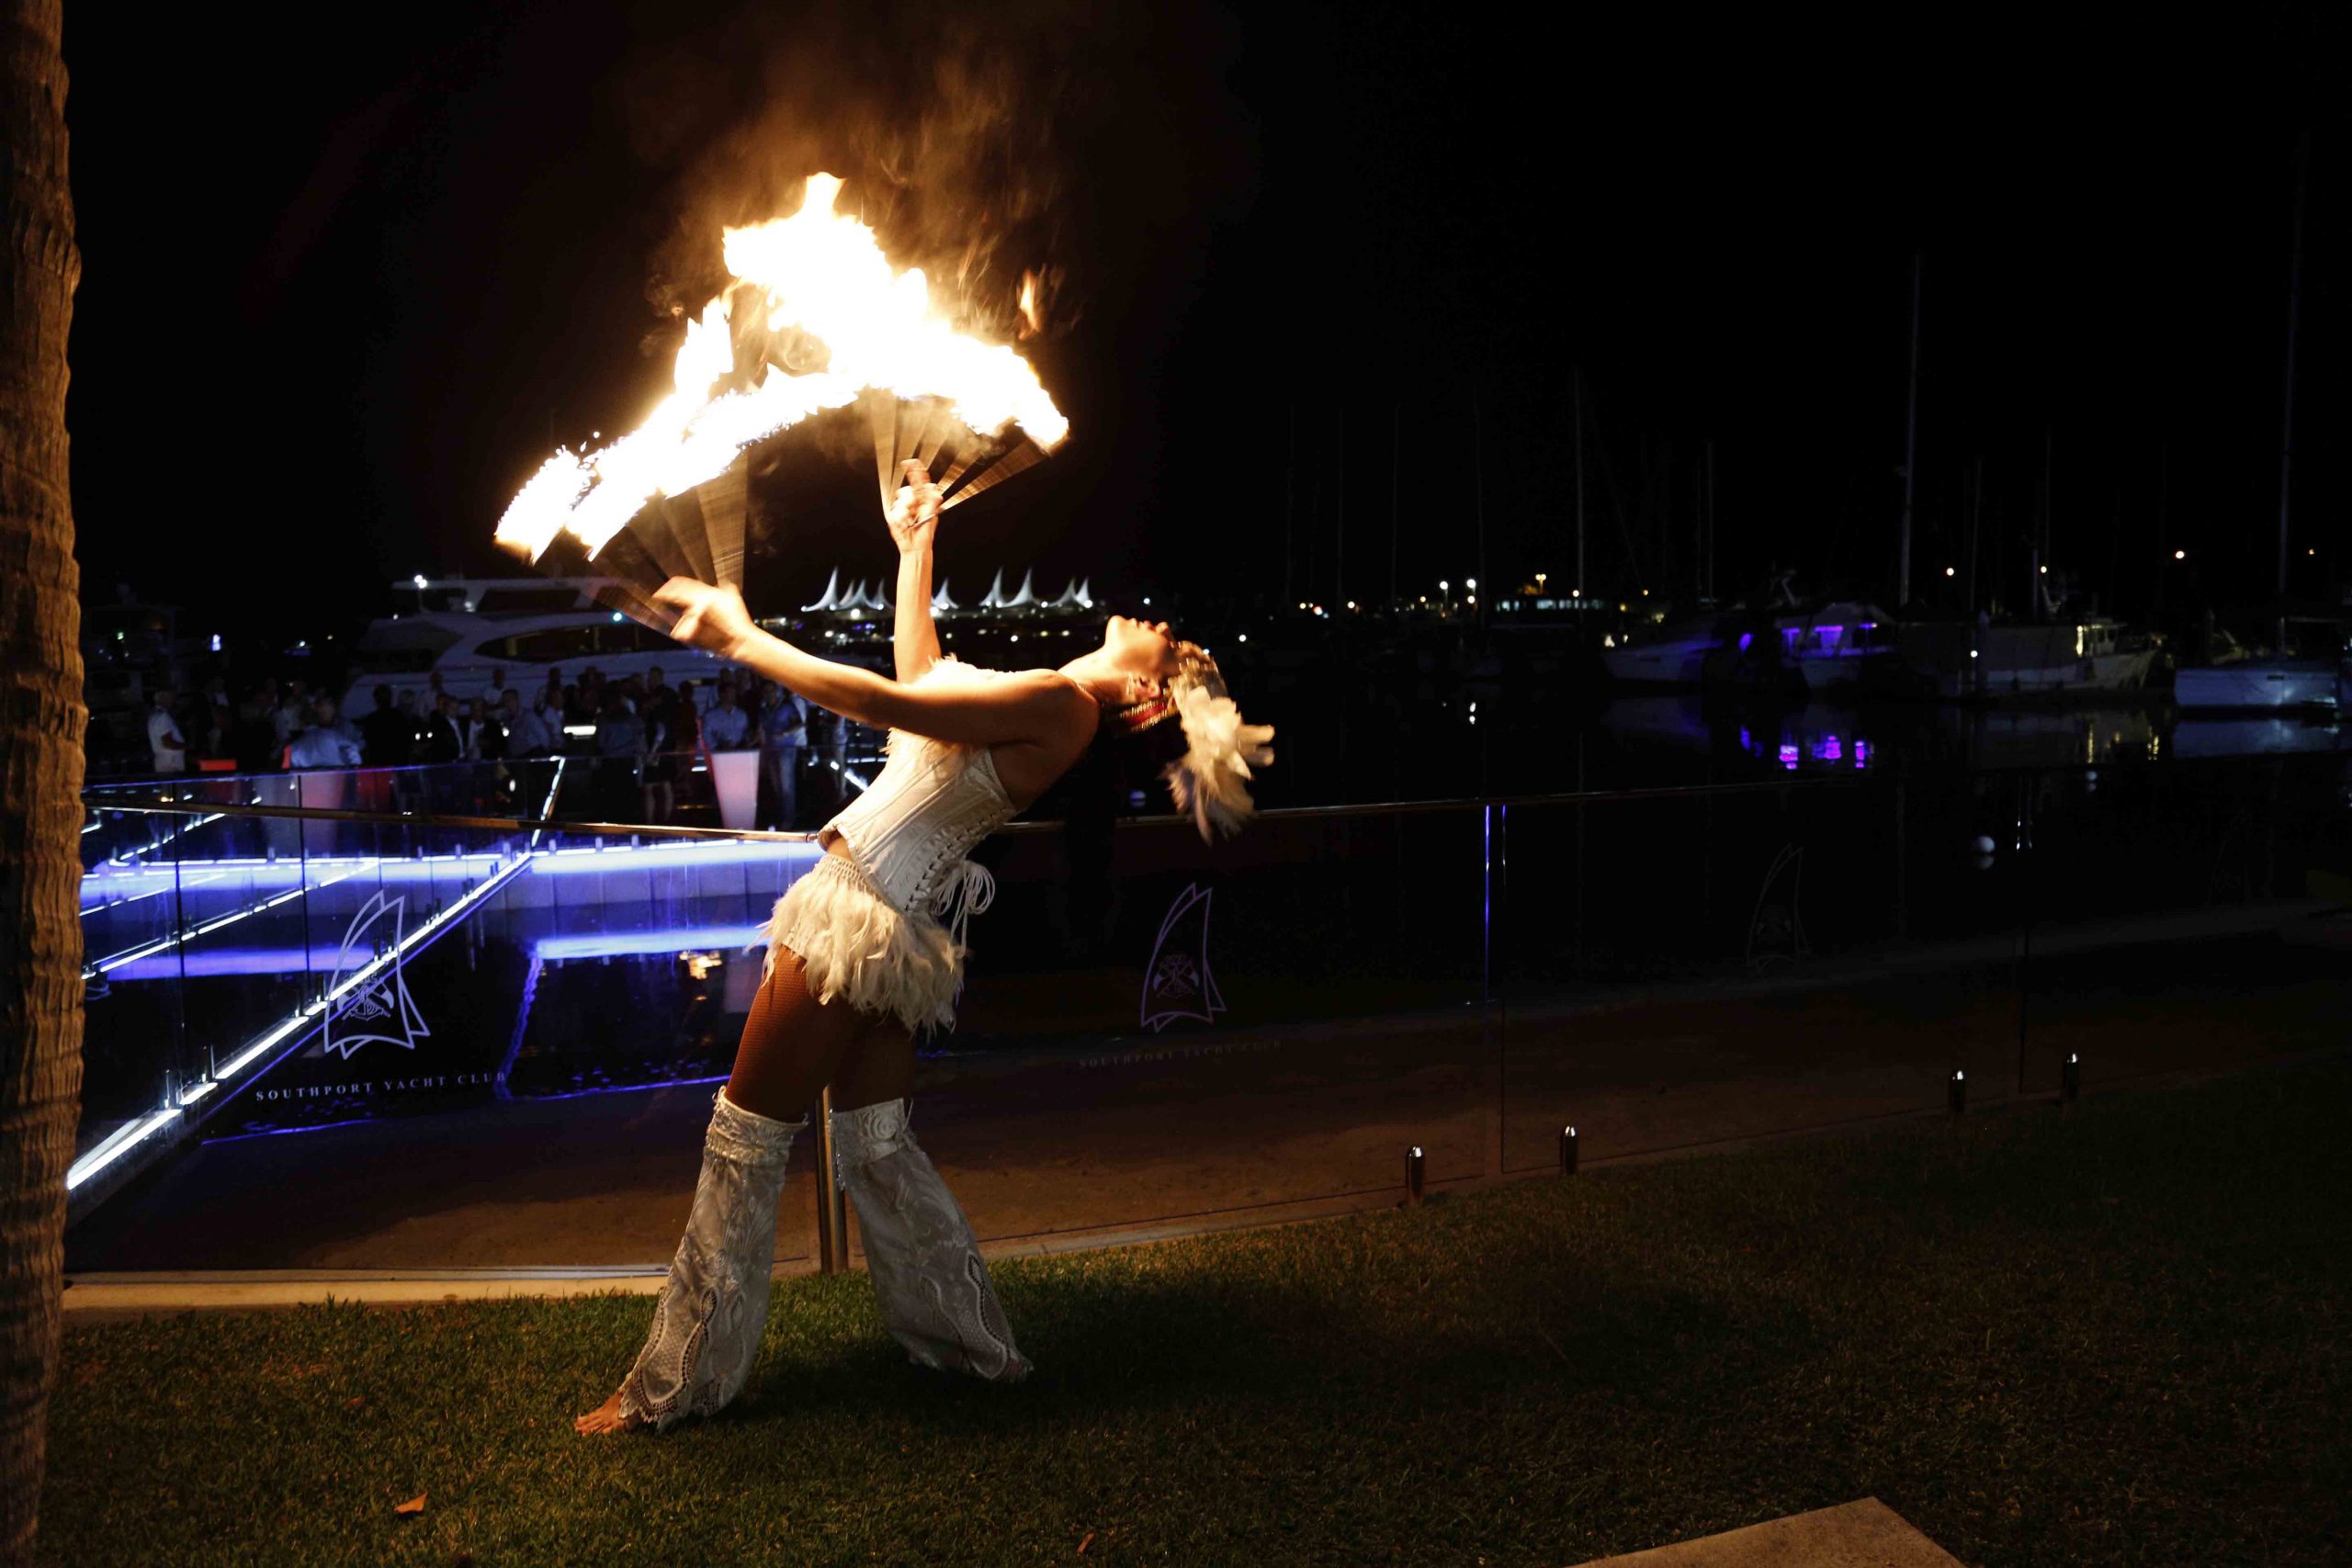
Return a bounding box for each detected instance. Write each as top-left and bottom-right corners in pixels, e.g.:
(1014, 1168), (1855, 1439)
(65, 1), (2346, 648)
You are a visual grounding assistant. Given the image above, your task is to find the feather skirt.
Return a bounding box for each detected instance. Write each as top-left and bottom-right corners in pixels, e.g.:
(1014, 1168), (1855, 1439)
(761, 852), (965, 1036)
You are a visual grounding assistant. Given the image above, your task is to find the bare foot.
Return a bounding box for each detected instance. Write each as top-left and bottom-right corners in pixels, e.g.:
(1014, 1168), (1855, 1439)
(573, 1390), (650, 1437)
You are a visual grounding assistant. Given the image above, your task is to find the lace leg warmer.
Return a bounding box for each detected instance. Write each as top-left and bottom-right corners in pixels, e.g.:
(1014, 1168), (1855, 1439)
(618, 1090), (808, 1430)
(832, 1098), (1033, 1382)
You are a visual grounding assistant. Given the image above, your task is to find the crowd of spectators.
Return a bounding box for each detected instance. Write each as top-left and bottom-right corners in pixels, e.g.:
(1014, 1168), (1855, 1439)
(139, 663), (847, 830)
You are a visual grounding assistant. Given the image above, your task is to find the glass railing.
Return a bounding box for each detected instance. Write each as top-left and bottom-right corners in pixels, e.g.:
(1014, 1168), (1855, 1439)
(64, 749), (2352, 1271)
(81, 740), (890, 845)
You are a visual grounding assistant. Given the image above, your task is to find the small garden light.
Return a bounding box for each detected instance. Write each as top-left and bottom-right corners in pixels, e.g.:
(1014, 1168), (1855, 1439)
(1406, 1145), (1425, 1206)
(1949, 1068), (1966, 1117)
(1559, 1125), (1579, 1176)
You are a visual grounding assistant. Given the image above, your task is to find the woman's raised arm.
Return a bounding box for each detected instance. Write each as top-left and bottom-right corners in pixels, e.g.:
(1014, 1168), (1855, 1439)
(886, 460), (943, 682)
(656, 577), (1094, 751)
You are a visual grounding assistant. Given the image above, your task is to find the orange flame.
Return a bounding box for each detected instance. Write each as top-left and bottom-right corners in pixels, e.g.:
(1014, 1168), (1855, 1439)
(497, 173), (1066, 562)
(1017, 270), (1042, 339)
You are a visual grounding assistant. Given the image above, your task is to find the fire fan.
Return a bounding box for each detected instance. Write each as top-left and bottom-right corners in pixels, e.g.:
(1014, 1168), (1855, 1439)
(492, 172), (1067, 631)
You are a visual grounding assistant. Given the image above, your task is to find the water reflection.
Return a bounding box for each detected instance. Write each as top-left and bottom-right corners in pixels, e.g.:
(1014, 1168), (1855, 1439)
(1596, 694), (2347, 780)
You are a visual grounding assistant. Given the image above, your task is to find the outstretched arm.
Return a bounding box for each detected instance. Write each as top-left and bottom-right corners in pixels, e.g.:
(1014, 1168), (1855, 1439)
(887, 460), (943, 682)
(658, 578), (1093, 751)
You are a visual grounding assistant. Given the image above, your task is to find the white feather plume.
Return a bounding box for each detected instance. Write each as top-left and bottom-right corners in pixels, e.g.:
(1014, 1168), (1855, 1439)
(1164, 679), (1275, 840)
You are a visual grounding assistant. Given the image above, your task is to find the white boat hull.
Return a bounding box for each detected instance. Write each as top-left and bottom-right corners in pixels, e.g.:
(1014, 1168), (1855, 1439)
(1897, 623), (2154, 700)
(2173, 660), (2346, 711)
(1601, 637), (1714, 685)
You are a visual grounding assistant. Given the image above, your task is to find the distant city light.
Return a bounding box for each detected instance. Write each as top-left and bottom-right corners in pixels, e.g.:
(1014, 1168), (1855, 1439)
(413, 574), (427, 589)
(2174, 549), (2187, 560)
(1465, 578), (1477, 590)
(209, 634), (221, 651)
(1944, 566), (1955, 578)
(610, 611), (625, 622)
(1238, 634), (1248, 642)
(1438, 581), (1449, 592)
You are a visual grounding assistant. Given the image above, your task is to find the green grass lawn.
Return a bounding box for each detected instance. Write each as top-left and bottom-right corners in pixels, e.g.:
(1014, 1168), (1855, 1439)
(41, 1059), (2352, 1567)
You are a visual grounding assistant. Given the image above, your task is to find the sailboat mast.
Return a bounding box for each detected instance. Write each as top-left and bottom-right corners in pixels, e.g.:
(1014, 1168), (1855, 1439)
(1335, 409), (1346, 610)
(1573, 367), (1587, 602)
(1705, 438), (1716, 603)
(2276, 130), (2310, 654)
(1389, 402), (1400, 609)
(1898, 252), (1922, 611)
(1283, 400), (1296, 609)
(1472, 395), (1487, 624)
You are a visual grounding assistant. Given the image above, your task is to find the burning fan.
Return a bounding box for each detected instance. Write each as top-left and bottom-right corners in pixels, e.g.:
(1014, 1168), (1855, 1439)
(492, 172), (1067, 630)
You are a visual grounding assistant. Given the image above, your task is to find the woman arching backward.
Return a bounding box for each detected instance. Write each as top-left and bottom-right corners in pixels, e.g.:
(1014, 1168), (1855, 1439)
(577, 462), (1273, 1434)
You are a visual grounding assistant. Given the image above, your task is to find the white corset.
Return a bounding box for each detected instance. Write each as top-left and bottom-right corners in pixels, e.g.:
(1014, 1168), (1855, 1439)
(819, 659), (1018, 945)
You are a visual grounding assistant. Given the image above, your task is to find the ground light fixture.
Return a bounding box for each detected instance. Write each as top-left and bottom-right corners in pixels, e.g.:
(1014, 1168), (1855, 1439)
(1949, 1068), (1967, 1117)
(1406, 1145), (1425, 1205)
(2063, 1052), (2080, 1104)
(1559, 1125), (1578, 1176)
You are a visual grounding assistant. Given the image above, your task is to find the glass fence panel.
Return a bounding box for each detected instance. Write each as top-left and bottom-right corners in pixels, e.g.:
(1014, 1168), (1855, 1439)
(73, 756), (2342, 1274)
(926, 806), (1497, 1249)
(1494, 776), (2030, 1176)
(2007, 751), (2352, 1101)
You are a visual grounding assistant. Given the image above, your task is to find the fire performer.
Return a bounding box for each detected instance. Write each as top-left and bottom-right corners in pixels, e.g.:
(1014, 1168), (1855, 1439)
(577, 460), (1274, 1434)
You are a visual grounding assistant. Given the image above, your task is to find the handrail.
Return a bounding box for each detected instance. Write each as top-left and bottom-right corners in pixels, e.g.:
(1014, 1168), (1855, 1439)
(77, 773), (1875, 840)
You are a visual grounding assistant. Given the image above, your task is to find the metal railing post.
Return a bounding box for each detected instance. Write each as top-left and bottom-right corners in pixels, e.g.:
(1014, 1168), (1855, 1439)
(813, 1085), (848, 1273)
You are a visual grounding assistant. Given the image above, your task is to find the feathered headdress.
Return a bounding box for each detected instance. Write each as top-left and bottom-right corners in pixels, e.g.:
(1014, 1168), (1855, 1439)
(1158, 642), (1275, 840)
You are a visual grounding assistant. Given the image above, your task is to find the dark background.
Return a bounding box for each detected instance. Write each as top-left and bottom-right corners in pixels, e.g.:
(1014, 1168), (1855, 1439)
(65, 1), (2347, 647)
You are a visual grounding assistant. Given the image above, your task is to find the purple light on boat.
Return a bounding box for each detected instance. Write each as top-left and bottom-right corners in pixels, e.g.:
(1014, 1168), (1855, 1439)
(1855, 739), (1872, 767)
(1815, 737), (1844, 762)
(1778, 743), (1799, 771)
(1814, 625), (1844, 649)
(1737, 633), (1753, 653)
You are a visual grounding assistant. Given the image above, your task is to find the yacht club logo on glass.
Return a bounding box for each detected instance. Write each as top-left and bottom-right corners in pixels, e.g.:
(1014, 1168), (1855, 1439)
(1142, 882), (1225, 1032)
(324, 891), (431, 1060)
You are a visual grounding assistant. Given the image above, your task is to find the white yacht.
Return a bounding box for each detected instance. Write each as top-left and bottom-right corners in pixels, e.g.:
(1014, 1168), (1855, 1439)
(1601, 579), (1894, 692)
(2174, 660), (2347, 712)
(336, 570), (1107, 717)
(1894, 617), (2155, 699)
(336, 577), (740, 716)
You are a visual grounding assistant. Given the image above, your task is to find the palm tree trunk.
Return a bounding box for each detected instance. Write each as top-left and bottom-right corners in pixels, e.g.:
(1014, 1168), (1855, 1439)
(0, 0), (85, 1561)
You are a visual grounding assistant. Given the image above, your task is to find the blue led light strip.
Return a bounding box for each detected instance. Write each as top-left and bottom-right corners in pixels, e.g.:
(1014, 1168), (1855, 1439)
(79, 863), (374, 981)
(65, 849), (537, 1194)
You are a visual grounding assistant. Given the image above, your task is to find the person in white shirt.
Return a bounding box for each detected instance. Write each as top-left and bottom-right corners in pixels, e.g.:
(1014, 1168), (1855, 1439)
(146, 690), (187, 775)
(286, 695), (363, 769)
